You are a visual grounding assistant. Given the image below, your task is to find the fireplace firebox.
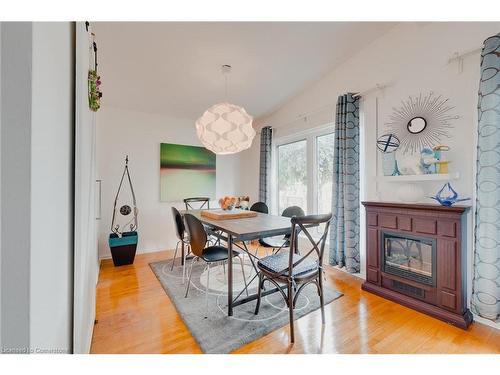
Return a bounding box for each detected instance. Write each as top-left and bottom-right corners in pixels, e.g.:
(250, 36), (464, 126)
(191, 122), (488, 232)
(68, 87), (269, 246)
(382, 231), (436, 286)
(361, 202), (472, 329)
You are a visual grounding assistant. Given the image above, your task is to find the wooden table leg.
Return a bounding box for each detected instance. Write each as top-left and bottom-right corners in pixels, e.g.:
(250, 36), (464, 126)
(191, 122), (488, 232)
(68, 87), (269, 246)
(228, 234), (233, 316)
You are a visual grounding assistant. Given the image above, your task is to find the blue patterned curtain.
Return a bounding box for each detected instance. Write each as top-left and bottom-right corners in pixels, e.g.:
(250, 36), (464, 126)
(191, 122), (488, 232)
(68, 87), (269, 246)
(473, 33), (500, 323)
(259, 126), (273, 204)
(329, 93), (360, 272)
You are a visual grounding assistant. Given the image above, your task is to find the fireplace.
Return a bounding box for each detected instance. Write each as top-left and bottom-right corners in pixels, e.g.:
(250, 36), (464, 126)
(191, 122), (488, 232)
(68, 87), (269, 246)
(361, 202), (472, 329)
(381, 231), (436, 286)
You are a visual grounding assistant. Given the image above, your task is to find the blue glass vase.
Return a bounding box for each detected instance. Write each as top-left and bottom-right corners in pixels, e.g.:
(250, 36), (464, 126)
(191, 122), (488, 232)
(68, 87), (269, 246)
(429, 183), (470, 206)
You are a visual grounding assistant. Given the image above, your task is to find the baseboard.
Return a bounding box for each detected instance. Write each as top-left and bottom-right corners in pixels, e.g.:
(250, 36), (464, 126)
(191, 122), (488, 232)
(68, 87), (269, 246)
(84, 314), (95, 354)
(330, 264), (365, 280)
(473, 314), (500, 331)
(99, 246), (170, 261)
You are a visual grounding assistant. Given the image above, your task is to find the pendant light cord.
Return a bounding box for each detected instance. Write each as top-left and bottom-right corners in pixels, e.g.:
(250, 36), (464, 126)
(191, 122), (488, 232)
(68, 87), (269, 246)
(222, 64), (231, 102)
(224, 73), (228, 101)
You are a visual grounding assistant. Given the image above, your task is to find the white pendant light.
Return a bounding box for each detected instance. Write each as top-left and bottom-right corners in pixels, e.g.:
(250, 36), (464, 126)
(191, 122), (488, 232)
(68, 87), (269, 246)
(195, 65), (255, 155)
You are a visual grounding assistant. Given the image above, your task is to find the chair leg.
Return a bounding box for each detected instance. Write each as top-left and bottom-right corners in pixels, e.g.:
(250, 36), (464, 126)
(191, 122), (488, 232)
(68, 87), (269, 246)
(237, 256), (249, 297)
(170, 241), (180, 271)
(318, 272), (325, 324)
(205, 263), (211, 308)
(254, 272), (263, 315)
(184, 257), (196, 298)
(288, 281), (295, 343)
(182, 244), (190, 284)
(254, 245), (259, 258)
(223, 261), (228, 283)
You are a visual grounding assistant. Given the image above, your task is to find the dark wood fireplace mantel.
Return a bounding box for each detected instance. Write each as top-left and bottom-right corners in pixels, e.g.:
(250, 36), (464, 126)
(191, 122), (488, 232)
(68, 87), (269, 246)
(361, 201), (472, 329)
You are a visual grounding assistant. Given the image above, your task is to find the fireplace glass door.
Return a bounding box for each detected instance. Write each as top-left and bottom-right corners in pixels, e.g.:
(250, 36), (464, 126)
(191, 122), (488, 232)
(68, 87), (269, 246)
(382, 232), (436, 286)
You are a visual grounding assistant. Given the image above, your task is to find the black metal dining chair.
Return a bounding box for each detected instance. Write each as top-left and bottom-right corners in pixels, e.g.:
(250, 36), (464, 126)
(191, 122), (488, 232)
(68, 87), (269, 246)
(249, 201), (269, 214)
(234, 201), (269, 264)
(183, 197), (210, 210)
(259, 205), (305, 254)
(254, 212), (332, 343)
(184, 213), (249, 307)
(183, 196), (221, 244)
(170, 207), (191, 282)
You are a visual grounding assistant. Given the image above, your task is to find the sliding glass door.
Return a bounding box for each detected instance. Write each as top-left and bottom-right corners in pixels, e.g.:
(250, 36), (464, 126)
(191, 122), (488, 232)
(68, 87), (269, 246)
(315, 132), (335, 233)
(277, 139), (307, 215)
(275, 126), (334, 222)
(316, 132), (334, 214)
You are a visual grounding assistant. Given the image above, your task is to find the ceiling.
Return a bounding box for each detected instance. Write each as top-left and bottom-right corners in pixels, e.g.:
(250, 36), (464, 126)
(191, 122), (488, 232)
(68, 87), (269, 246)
(93, 22), (396, 121)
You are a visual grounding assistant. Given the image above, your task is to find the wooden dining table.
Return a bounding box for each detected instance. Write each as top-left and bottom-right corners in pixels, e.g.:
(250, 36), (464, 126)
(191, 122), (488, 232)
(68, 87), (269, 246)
(179, 209), (303, 316)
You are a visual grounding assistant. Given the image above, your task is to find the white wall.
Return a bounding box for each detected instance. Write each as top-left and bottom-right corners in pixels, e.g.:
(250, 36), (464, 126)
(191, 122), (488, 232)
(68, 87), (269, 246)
(1, 22), (75, 352)
(0, 21), (3, 349)
(73, 21), (100, 354)
(96, 105), (241, 258)
(30, 22), (74, 353)
(1, 22), (33, 351)
(246, 22), (500, 328)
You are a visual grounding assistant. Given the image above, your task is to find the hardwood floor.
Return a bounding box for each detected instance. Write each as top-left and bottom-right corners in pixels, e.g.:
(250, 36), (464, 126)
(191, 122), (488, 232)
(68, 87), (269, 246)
(90, 249), (500, 354)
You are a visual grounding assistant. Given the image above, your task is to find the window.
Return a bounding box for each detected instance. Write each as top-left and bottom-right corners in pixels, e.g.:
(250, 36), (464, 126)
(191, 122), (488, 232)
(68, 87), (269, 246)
(277, 140), (307, 215)
(316, 133), (334, 215)
(274, 126), (334, 226)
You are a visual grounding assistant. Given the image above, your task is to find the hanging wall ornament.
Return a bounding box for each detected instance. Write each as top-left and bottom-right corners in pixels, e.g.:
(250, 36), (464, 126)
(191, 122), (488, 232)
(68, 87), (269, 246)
(385, 92), (458, 154)
(108, 156), (139, 267)
(88, 28), (102, 112)
(377, 133), (400, 153)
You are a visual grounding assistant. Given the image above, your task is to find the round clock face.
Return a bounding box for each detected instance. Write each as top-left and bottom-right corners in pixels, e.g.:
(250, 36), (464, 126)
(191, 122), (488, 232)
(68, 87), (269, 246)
(120, 205), (132, 216)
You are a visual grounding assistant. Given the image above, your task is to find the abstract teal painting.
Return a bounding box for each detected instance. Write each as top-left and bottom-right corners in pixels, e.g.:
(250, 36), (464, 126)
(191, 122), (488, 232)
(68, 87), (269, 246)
(160, 143), (216, 202)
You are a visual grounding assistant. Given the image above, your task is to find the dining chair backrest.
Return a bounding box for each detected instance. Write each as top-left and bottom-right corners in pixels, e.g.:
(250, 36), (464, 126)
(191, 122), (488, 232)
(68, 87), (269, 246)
(183, 214), (207, 257)
(282, 205), (305, 218)
(184, 197), (210, 210)
(281, 206), (305, 240)
(288, 213), (332, 275)
(250, 201), (269, 214)
(171, 207), (185, 241)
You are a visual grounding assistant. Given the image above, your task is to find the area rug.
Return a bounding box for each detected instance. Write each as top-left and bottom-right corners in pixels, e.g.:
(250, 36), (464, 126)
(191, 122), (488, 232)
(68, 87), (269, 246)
(150, 257), (343, 353)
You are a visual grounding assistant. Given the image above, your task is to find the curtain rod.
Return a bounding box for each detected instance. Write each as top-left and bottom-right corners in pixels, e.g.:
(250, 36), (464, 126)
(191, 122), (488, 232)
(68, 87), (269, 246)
(294, 83), (388, 119)
(263, 82), (388, 130)
(447, 47), (482, 64)
(352, 83), (388, 98)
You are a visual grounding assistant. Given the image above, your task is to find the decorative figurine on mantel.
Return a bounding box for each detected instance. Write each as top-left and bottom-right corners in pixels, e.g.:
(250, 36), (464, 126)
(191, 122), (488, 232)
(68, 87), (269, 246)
(377, 133), (401, 176)
(433, 145), (451, 174)
(429, 182), (470, 206)
(420, 147), (438, 174)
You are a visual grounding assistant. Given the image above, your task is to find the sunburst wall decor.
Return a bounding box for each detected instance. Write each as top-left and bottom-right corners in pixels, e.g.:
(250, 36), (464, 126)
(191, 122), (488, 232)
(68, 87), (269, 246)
(385, 92), (459, 154)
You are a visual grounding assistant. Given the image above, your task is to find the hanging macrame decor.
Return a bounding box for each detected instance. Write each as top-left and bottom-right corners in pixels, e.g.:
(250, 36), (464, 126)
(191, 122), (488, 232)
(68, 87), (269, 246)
(108, 156), (139, 266)
(87, 23), (102, 112)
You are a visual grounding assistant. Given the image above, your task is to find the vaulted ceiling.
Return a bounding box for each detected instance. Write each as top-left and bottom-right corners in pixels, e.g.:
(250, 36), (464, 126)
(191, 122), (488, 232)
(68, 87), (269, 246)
(94, 22), (396, 121)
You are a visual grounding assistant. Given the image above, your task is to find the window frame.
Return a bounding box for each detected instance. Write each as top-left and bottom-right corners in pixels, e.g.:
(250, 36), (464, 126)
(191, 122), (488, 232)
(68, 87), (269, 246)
(272, 123), (334, 217)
